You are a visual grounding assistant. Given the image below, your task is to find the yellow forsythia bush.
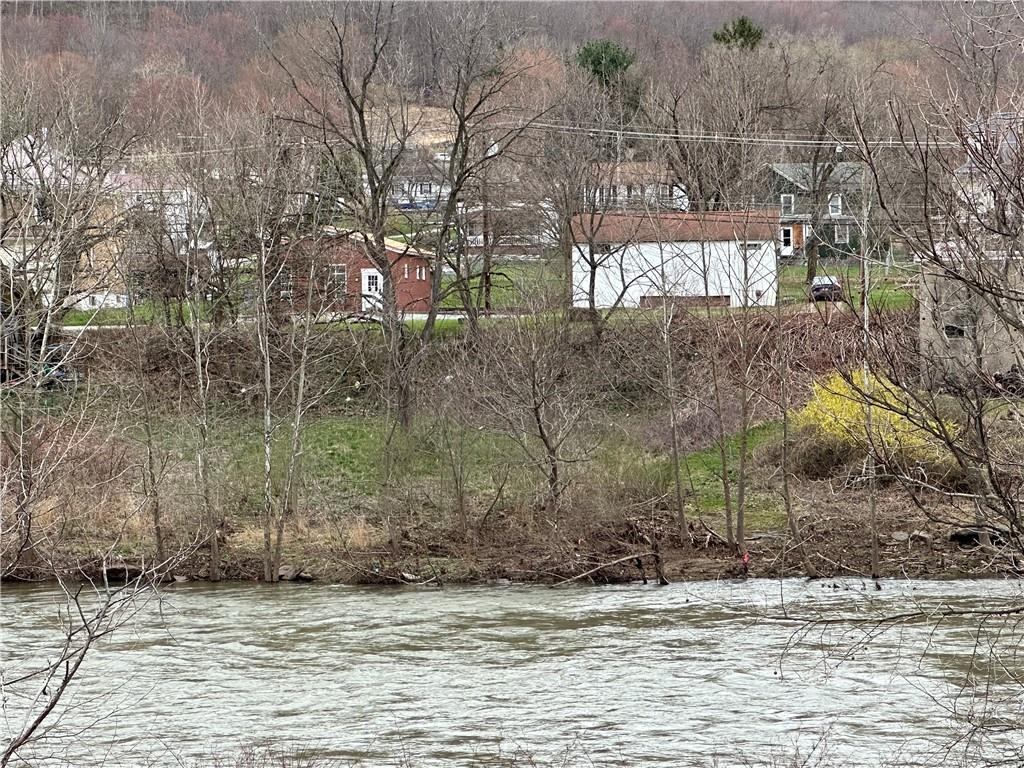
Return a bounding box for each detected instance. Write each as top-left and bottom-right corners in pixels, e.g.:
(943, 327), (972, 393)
(794, 372), (953, 459)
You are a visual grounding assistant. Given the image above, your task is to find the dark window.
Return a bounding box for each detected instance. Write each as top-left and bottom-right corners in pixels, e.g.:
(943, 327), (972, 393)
(943, 324), (966, 339)
(279, 267), (293, 300)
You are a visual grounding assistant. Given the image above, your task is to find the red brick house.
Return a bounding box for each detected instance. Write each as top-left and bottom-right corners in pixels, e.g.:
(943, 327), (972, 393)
(277, 232), (433, 315)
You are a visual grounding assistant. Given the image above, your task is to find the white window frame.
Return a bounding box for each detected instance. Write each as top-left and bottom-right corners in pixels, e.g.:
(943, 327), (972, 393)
(417, 182), (433, 196)
(327, 264), (347, 300)
(416, 265), (426, 281)
(834, 224), (850, 244)
(365, 271), (381, 294)
(780, 193), (795, 216)
(403, 263), (410, 279)
(829, 194), (843, 216)
(780, 227), (793, 248)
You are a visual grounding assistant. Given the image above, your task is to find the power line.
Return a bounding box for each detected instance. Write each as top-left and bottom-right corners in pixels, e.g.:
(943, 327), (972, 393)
(121, 120), (963, 163)
(503, 120), (960, 150)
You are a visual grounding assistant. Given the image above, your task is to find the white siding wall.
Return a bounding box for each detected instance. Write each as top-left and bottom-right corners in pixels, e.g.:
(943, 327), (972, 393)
(572, 240), (777, 309)
(75, 291), (130, 310)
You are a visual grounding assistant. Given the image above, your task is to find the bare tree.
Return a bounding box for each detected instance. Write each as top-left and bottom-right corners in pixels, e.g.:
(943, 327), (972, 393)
(271, 1), (423, 430)
(845, 4), (1024, 569)
(468, 294), (597, 515)
(1, 61), (139, 574)
(414, 3), (542, 340)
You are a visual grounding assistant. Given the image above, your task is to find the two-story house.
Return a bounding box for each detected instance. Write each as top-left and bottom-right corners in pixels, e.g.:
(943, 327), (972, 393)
(768, 161), (865, 259)
(1, 133), (130, 312)
(591, 162), (689, 212)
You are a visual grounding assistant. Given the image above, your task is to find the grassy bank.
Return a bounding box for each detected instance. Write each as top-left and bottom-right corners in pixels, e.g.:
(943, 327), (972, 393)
(33, 394), (977, 586)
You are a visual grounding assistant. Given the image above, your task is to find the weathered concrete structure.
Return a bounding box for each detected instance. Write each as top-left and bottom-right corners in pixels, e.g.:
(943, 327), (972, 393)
(919, 259), (1024, 389)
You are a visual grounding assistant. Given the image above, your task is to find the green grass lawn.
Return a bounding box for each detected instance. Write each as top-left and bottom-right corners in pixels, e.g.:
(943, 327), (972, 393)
(439, 260), (565, 311)
(61, 258), (914, 328)
(778, 262), (918, 310)
(106, 387), (794, 538)
(63, 300), (214, 327)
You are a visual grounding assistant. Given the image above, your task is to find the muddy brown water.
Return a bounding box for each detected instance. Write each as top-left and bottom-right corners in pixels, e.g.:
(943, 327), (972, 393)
(2, 578), (1024, 767)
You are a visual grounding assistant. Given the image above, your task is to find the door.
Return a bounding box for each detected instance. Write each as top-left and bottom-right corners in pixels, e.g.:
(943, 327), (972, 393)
(361, 268), (383, 312)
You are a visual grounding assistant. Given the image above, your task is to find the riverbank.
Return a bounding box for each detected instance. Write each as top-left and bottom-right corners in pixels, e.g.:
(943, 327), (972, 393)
(21, 478), (1010, 588)
(9, 307), (1012, 588)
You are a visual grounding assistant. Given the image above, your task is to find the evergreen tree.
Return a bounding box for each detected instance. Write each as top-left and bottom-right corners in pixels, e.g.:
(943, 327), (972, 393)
(576, 39), (635, 88)
(712, 16), (765, 51)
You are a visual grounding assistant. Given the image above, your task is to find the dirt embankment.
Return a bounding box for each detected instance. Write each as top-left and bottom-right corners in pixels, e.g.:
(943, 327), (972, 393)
(33, 480), (1007, 589)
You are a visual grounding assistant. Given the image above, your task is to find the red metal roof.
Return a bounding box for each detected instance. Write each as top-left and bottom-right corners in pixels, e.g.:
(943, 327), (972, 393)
(571, 210), (779, 244)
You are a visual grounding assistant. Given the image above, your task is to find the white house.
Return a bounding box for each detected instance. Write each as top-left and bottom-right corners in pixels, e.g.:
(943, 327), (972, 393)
(591, 161), (689, 212)
(571, 211), (778, 309)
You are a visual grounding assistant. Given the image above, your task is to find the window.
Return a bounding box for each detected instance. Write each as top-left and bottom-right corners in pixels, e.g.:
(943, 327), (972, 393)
(944, 324), (967, 339)
(597, 186), (618, 207)
(366, 272), (380, 293)
(593, 243), (614, 255)
(326, 264), (347, 300)
(780, 227), (793, 248)
(780, 193), (794, 216)
(416, 265), (426, 281)
(740, 241), (762, 254)
(404, 263), (410, 279)
(829, 194), (843, 216)
(279, 267), (293, 300)
(834, 224), (850, 244)
(660, 184), (672, 200)
(417, 182), (433, 196)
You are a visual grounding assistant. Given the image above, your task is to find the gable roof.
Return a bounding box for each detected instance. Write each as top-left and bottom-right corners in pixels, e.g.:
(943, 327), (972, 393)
(770, 161), (865, 192)
(320, 227), (433, 260)
(571, 210), (778, 245)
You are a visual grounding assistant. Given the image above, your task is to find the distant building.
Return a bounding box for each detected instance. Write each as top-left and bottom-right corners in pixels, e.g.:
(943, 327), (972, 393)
(955, 113), (1024, 228)
(1, 134), (132, 311)
(591, 162), (688, 212)
(768, 161), (865, 259)
(570, 210), (778, 309)
(279, 232), (433, 315)
(919, 115), (1024, 389)
(919, 251), (1024, 389)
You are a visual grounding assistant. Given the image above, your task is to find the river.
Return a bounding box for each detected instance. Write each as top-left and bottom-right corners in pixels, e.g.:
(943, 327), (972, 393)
(2, 578), (1023, 767)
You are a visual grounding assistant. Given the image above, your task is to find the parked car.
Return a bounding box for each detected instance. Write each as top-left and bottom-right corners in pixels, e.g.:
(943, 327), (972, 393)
(809, 275), (843, 302)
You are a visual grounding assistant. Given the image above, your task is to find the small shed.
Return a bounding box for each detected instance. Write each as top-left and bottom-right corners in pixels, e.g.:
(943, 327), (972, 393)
(570, 211), (778, 309)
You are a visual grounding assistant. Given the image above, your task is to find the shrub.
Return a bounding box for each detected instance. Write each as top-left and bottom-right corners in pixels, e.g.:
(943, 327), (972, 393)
(795, 372), (951, 454)
(776, 425), (861, 480)
(792, 372), (961, 484)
